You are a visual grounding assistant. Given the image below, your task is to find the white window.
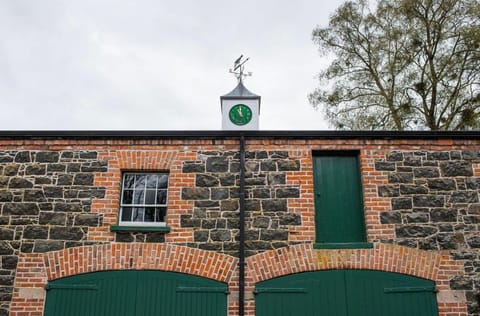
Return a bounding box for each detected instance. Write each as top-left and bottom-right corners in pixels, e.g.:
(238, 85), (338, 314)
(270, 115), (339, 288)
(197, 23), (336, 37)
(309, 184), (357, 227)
(119, 172), (168, 226)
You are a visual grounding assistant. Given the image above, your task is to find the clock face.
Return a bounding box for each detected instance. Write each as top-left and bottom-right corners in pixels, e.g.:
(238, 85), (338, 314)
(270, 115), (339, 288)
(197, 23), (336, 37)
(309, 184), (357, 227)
(229, 104), (252, 126)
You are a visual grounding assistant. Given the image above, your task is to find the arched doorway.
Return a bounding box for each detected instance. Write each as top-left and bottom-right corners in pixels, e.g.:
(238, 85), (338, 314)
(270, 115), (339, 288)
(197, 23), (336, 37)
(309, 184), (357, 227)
(255, 270), (438, 316)
(44, 270), (228, 316)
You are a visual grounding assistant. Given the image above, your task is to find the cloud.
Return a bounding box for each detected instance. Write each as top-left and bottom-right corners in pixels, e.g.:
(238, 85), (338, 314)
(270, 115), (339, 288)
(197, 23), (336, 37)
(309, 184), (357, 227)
(0, 0), (341, 130)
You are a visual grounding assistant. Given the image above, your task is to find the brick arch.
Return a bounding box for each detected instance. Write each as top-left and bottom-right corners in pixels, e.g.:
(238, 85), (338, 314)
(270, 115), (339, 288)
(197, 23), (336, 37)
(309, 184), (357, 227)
(115, 150), (178, 170)
(246, 243), (461, 284)
(43, 243), (238, 283)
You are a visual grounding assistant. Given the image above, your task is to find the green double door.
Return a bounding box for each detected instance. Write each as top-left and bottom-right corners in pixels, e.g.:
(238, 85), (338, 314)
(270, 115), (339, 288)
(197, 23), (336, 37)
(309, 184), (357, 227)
(255, 270), (438, 316)
(44, 270), (227, 316)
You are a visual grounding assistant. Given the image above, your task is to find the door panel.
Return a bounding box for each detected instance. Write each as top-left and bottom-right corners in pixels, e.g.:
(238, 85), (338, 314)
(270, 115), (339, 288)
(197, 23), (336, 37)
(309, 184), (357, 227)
(45, 270), (137, 316)
(255, 270), (347, 316)
(135, 271), (228, 316)
(255, 270), (438, 316)
(45, 270), (227, 316)
(345, 270), (438, 316)
(313, 153), (366, 243)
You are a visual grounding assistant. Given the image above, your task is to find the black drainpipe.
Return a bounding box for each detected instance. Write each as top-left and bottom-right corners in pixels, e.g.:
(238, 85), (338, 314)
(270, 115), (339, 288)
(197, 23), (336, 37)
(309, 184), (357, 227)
(238, 134), (246, 316)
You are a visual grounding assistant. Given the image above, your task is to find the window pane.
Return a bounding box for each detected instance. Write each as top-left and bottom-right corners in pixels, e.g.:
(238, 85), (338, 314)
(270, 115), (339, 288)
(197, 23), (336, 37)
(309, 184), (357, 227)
(132, 207), (144, 222)
(156, 207), (166, 222)
(158, 174), (168, 189)
(122, 190), (133, 204)
(146, 174), (157, 189)
(123, 174), (135, 189)
(120, 173), (169, 225)
(135, 175), (146, 190)
(133, 190), (145, 204)
(145, 190), (156, 205)
(156, 190), (167, 204)
(144, 207), (155, 222)
(121, 207), (133, 221)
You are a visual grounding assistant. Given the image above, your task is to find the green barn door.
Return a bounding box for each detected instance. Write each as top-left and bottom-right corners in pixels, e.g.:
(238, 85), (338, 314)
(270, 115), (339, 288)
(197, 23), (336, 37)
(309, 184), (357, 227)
(44, 271), (227, 316)
(345, 270), (438, 316)
(135, 271), (228, 316)
(313, 153), (366, 244)
(255, 270), (438, 316)
(255, 271), (347, 316)
(44, 270), (137, 316)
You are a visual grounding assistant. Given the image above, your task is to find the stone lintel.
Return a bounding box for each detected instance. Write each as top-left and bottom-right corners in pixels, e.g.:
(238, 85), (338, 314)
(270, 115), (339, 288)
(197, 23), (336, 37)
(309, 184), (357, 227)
(18, 287), (45, 300)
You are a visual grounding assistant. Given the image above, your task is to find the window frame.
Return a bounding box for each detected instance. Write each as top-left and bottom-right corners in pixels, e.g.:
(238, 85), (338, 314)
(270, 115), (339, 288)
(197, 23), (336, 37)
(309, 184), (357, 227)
(118, 171), (169, 227)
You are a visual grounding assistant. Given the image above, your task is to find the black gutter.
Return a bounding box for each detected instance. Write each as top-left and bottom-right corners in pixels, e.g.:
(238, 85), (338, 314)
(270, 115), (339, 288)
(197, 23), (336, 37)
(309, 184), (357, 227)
(0, 130), (478, 140)
(238, 135), (246, 316)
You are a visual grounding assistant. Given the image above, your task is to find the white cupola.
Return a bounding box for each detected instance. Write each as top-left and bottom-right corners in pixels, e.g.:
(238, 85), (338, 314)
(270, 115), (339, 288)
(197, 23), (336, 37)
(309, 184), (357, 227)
(220, 56), (261, 130)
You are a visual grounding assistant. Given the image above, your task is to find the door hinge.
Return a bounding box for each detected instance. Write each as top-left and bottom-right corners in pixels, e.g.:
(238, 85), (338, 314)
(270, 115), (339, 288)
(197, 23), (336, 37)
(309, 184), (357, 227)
(384, 286), (437, 293)
(45, 284), (98, 291)
(254, 288), (307, 294)
(176, 286), (229, 294)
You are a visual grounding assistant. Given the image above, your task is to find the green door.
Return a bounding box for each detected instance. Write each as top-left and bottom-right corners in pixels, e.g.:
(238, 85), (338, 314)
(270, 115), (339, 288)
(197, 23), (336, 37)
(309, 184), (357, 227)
(44, 270), (227, 316)
(255, 270), (348, 316)
(255, 270), (438, 316)
(313, 152), (366, 244)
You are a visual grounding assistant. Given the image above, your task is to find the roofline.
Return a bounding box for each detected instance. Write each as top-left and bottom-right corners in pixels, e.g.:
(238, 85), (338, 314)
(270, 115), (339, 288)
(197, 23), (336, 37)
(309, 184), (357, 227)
(0, 130), (478, 140)
(220, 96), (261, 100)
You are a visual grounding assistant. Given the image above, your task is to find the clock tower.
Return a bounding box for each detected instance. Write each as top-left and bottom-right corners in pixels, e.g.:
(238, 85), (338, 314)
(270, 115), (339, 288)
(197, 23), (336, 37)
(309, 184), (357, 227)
(221, 56), (260, 130)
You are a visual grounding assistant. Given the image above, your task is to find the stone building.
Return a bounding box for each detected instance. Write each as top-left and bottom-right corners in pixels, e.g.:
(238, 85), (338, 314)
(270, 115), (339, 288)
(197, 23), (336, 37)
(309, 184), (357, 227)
(0, 130), (479, 315)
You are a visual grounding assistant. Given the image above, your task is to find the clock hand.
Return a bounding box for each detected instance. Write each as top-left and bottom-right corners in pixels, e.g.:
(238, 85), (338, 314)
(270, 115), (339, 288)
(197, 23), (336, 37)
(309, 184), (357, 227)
(237, 107), (243, 117)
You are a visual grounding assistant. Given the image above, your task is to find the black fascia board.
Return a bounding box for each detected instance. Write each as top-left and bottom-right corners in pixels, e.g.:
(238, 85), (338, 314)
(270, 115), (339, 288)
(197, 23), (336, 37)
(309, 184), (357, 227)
(0, 130), (479, 140)
(220, 96), (260, 100)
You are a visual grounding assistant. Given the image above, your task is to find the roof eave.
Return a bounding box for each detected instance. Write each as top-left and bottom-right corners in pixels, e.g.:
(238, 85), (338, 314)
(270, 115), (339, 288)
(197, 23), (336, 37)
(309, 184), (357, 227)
(0, 130), (478, 140)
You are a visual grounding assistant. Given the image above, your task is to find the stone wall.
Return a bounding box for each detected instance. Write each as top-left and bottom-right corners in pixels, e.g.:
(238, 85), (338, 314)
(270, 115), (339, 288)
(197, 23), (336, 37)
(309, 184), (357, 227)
(0, 138), (479, 316)
(376, 150), (480, 314)
(0, 150), (107, 316)
(180, 150), (303, 256)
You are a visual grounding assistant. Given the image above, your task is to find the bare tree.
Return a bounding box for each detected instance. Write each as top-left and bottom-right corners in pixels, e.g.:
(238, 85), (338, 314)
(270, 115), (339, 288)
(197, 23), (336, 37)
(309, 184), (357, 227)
(309, 0), (480, 130)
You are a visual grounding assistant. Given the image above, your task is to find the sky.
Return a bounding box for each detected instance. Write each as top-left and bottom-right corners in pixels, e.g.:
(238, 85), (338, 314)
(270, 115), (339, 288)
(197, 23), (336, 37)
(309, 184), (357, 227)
(0, 0), (345, 131)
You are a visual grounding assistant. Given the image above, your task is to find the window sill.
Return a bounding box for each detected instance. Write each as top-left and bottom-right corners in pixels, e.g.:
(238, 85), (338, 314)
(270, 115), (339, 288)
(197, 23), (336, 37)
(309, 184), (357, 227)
(313, 242), (373, 249)
(109, 225), (171, 233)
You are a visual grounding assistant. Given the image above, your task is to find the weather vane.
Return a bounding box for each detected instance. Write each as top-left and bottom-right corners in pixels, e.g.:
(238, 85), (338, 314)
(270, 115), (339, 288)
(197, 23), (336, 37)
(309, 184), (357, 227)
(229, 55), (252, 83)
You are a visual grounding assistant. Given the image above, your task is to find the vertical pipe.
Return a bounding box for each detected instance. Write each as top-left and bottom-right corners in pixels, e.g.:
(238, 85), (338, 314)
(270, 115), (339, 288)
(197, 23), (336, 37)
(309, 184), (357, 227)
(238, 135), (246, 316)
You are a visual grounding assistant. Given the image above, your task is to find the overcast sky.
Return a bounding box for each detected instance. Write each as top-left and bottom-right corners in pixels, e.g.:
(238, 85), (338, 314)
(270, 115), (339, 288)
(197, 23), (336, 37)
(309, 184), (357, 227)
(1, 1), (345, 131)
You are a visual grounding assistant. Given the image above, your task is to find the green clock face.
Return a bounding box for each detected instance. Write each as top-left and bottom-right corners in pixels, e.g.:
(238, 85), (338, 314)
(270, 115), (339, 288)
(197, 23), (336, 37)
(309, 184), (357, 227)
(229, 104), (252, 126)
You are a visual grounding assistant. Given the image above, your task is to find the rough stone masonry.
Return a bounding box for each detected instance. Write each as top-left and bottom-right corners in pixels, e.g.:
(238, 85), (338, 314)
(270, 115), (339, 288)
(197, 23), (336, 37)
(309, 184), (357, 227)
(375, 150), (480, 314)
(0, 150), (107, 315)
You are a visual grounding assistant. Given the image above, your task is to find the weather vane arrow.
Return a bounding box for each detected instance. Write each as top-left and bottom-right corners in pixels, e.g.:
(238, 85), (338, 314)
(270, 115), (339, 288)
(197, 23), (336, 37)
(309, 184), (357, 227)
(229, 55), (252, 83)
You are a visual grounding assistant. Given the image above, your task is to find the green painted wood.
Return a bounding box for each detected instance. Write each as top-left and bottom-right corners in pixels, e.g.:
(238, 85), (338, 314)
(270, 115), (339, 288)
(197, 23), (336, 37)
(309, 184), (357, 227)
(135, 271), (227, 316)
(384, 286), (437, 293)
(345, 270), (438, 316)
(313, 242), (373, 249)
(176, 287), (229, 293)
(254, 288), (307, 294)
(313, 153), (367, 243)
(45, 270), (137, 316)
(109, 225), (171, 232)
(255, 270), (438, 316)
(255, 270), (347, 316)
(45, 284), (98, 290)
(44, 270), (227, 316)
